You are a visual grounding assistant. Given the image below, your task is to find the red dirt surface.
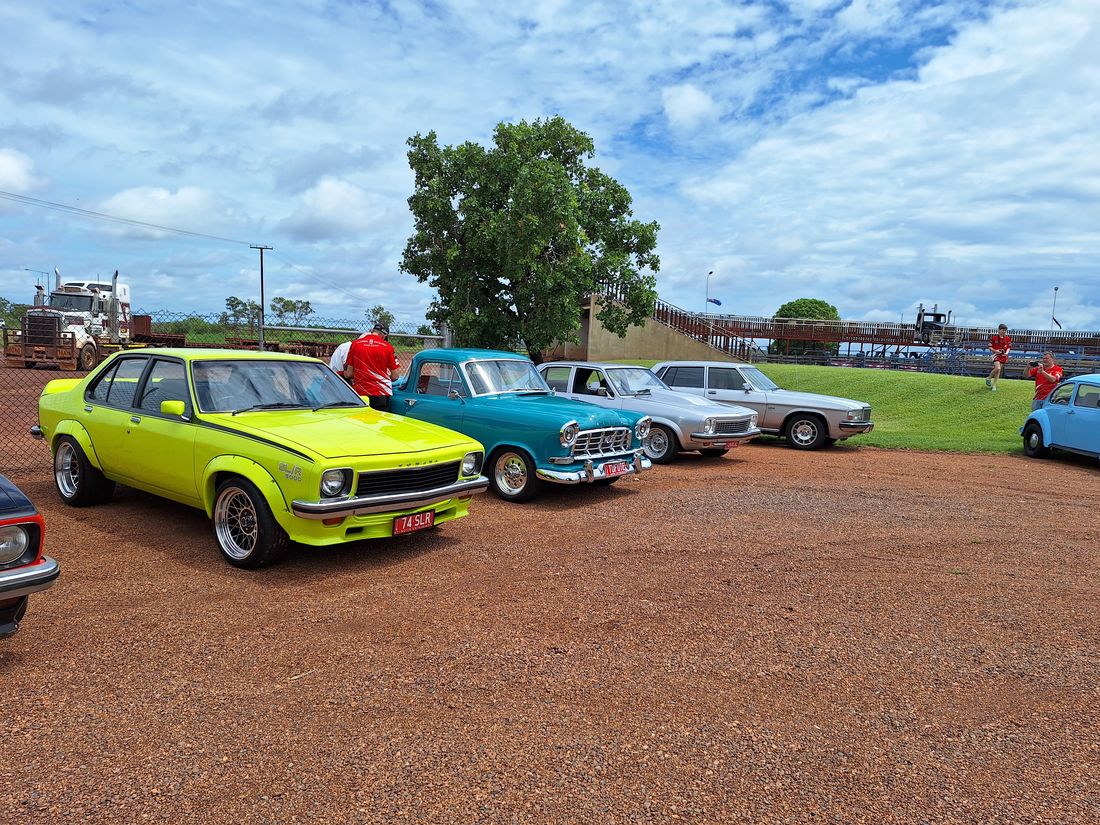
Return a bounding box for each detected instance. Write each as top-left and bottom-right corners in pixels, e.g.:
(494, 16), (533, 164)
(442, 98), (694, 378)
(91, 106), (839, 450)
(1, 444), (1098, 823)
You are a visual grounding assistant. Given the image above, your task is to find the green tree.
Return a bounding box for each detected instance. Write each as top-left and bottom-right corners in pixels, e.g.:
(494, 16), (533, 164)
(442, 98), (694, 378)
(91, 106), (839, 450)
(365, 305), (395, 331)
(0, 297), (29, 328)
(221, 296), (262, 335)
(270, 296), (314, 325)
(401, 116), (660, 361)
(770, 297), (841, 357)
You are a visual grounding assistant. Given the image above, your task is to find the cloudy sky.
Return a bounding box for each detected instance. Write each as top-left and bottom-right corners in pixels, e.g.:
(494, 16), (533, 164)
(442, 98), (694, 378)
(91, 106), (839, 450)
(1, 0), (1097, 331)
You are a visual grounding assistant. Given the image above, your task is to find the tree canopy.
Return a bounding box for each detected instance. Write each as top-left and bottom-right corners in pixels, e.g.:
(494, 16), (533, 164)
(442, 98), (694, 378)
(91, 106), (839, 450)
(365, 305), (395, 331)
(771, 297), (841, 357)
(401, 116), (660, 360)
(269, 296), (314, 325)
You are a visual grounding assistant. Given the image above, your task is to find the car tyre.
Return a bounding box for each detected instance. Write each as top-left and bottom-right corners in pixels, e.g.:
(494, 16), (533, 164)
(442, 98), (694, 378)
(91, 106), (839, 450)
(643, 424), (678, 464)
(698, 448), (729, 458)
(784, 414), (827, 450)
(78, 344), (97, 371)
(1022, 422), (1050, 459)
(213, 477), (289, 568)
(53, 436), (116, 506)
(488, 448), (541, 503)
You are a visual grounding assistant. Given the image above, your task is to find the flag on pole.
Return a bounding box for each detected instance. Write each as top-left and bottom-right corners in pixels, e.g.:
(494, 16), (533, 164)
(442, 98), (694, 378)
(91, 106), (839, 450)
(1052, 316), (1062, 329)
(707, 297), (722, 306)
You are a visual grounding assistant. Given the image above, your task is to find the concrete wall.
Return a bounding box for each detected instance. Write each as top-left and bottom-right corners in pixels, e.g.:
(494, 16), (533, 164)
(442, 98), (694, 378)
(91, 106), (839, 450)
(586, 299), (742, 363)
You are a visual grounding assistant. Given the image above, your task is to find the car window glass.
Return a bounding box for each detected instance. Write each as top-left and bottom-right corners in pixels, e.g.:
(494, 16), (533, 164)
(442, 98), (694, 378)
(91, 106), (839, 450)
(105, 357), (149, 408)
(542, 366), (570, 392)
(708, 368), (744, 390)
(1049, 384), (1074, 406)
(138, 360), (189, 413)
(192, 359), (362, 413)
(1073, 384), (1100, 408)
(665, 366), (703, 389)
(415, 362), (462, 397)
(87, 361), (121, 404)
(572, 368), (610, 396)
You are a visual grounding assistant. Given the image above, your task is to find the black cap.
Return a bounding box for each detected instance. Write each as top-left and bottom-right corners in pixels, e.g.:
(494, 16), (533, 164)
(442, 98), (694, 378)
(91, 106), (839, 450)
(373, 323), (390, 336)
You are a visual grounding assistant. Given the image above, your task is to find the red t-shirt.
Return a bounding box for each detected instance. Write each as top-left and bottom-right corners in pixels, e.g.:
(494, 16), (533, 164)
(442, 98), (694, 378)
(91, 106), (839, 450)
(346, 334), (399, 396)
(1028, 364), (1064, 400)
(990, 333), (1011, 363)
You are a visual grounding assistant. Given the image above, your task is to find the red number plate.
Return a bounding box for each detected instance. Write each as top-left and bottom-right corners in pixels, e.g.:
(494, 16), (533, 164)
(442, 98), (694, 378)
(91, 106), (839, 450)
(602, 460), (630, 477)
(393, 510), (435, 535)
(728, 440), (740, 448)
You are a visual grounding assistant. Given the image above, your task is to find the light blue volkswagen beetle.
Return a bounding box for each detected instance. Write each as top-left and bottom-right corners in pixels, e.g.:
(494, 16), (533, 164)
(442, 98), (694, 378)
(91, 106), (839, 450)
(1020, 373), (1100, 461)
(390, 349), (652, 501)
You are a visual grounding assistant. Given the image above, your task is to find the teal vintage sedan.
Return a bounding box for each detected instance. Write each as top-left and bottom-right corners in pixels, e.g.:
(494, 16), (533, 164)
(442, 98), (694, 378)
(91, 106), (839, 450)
(390, 349), (652, 501)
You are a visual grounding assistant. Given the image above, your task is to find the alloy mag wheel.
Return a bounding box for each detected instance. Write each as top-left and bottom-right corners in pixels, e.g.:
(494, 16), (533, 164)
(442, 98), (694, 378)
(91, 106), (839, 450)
(494, 452), (529, 497)
(214, 486), (260, 561)
(54, 440), (80, 499)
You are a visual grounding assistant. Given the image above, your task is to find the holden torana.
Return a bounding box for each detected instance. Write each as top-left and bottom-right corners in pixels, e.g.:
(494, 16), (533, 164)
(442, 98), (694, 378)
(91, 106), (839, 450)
(34, 349), (489, 568)
(0, 472), (59, 637)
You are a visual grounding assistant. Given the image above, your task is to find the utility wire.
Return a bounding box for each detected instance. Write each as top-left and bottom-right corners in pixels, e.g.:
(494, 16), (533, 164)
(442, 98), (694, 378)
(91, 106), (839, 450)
(0, 189), (253, 246)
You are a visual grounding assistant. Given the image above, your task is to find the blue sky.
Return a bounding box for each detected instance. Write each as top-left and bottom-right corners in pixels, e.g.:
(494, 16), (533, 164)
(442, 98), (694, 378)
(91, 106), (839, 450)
(1, 0), (1097, 331)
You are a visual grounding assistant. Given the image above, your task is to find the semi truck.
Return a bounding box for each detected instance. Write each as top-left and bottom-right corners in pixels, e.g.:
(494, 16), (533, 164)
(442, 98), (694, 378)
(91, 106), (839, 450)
(2, 271), (133, 371)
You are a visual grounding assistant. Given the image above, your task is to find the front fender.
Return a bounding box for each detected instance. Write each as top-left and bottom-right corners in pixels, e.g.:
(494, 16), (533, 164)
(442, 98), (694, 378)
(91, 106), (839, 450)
(1021, 411), (1053, 447)
(51, 420), (105, 471)
(200, 455), (290, 521)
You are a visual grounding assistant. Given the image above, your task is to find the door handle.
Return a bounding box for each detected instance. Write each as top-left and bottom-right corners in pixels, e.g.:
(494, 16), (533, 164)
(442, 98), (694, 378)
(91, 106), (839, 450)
(405, 399), (417, 408)
(130, 415), (141, 424)
(84, 405), (92, 413)
(707, 390), (717, 395)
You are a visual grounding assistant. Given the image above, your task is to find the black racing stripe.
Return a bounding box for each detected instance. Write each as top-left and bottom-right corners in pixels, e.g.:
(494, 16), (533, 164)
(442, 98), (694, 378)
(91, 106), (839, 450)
(193, 418), (316, 464)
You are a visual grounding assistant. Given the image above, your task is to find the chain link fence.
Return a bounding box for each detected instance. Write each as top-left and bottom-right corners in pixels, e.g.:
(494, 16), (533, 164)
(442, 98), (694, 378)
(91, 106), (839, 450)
(0, 311), (441, 478)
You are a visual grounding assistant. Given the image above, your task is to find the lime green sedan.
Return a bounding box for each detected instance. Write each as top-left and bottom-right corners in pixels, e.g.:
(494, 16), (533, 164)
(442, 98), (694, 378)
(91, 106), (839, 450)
(34, 349), (488, 568)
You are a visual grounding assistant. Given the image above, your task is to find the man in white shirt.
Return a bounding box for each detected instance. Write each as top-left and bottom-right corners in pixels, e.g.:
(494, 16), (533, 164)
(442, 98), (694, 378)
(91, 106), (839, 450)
(329, 332), (369, 374)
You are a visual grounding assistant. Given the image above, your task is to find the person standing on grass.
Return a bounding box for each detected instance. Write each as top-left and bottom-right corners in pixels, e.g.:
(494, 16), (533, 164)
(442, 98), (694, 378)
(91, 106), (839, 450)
(1026, 352), (1063, 410)
(344, 323), (400, 411)
(985, 323), (1011, 392)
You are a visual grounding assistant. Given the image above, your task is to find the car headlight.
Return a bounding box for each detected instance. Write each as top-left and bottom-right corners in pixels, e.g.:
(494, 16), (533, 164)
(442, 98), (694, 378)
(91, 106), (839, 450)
(320, 468), (351, 498)
(0, 525), (29, 564)
(560, 421), (579, 447)
(846, 410), (859, 421)
(634, 416), (651, 440)
(749, 414), (758, 429)
(703, 417), (716, 435)
(461, 451), (483, 477)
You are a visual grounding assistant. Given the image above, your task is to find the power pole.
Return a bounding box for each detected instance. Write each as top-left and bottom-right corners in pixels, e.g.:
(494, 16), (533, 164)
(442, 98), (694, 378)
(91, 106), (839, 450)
(250, 244), (272, 351)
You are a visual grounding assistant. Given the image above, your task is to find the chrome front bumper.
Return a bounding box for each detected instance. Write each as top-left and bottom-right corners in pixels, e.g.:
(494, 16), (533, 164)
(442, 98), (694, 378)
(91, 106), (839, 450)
(536, 451), (651, 484)
(687, 426), (762, 447)
(839, 421), (875, 434)
(0, 556), (60, 600)
(291, 476), (490, 519)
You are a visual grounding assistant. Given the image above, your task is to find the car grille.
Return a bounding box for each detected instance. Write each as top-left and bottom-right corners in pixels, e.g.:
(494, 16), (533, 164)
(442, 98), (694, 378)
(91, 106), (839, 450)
(851, 406), (872, 422)
(355, 461), (460, 497)
(715, 419), (752, 435)
(573, 427), (632, 459)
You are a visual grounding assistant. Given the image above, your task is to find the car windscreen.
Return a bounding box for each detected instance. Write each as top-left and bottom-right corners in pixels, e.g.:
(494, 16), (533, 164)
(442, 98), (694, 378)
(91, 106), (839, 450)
(607, 367), (667, 394)
(464, 359), (549, 395)
(192, 359), (365, 413)
(49, 294), (94, 311)
(742, 367), (778, 391)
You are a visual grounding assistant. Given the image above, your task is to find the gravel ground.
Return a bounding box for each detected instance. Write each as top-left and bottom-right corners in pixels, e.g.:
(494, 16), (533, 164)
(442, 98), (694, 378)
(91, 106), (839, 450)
(2, 444), (1098, 824)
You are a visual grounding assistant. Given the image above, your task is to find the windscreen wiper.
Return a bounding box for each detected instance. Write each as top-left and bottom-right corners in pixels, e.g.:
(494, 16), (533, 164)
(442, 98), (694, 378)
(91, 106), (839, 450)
(231, 402), (306, 415)
(311, 401), (362, 411)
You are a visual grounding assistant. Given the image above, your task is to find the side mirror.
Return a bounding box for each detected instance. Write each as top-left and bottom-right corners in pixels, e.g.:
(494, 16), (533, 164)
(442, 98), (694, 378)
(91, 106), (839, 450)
(160, 399), (187, 418)
(447, 388), (465, 402)
(596, 387), (609, 397)
(742, 384), (753, 392)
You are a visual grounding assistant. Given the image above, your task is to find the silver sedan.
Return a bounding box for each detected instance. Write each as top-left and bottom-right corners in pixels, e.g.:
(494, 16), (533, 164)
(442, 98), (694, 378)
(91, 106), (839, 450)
(652, 361), (874, 450)
(539, 362), (761, 463)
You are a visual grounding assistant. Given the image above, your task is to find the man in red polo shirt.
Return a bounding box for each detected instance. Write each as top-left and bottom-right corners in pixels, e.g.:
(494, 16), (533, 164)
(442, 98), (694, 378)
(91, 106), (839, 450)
(344, 323), (400, 411)
(985, 323), (1011, 392)
(1026, 352), (1063, 410)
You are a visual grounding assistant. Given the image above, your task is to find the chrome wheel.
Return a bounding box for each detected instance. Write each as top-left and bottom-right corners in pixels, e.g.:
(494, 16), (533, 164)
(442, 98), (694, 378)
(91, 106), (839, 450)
(643, 424), (676, 464)
(54, 441), (79, 498)
(214, 486), (259, 561)
(494, 452), (529, 497)
(786, 416), (826, 450)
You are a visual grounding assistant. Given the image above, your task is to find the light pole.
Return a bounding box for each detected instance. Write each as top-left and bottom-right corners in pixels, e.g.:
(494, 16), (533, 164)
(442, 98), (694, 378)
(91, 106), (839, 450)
(250, 244), (272, 351)
(1050, 286), (1059, 332)
(704, 270), (714, 315)
(23, 267), (50, 284)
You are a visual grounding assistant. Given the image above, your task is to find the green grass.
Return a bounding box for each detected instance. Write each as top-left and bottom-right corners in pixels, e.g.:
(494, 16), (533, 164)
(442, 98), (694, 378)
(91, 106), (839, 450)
(618, 361), (1033, 454)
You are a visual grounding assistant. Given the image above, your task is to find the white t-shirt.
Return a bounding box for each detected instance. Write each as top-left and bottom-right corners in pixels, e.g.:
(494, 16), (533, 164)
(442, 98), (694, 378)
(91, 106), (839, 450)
(329, 333), (368, 372)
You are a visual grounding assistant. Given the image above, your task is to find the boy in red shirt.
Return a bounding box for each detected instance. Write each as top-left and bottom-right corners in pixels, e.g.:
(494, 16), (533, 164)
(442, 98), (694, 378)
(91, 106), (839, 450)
(344, 323), (401, 411)
(1027, 352), (1064, 410)
(985, 323), (1011, 392)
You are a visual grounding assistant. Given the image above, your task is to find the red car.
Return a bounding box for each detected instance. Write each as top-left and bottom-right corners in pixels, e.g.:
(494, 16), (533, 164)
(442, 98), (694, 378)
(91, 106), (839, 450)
(0, 473), (59, 637)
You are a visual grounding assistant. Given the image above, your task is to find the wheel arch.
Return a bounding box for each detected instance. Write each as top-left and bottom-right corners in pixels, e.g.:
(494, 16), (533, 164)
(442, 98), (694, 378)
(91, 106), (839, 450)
(51, 420), (105, 471)
(201, 456), (290, 523)
(781, 409), (830, 433)
(1023, 413), (1053, 448)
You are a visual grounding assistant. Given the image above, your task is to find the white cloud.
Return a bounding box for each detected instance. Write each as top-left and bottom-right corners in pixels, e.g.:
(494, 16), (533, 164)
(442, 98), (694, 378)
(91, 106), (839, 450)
(0, 147), (40, 191)
(278, 178), (393, 242)
(662, 84), (719, 131)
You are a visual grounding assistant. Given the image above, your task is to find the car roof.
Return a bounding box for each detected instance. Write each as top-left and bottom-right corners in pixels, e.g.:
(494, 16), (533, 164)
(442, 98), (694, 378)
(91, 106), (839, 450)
(107, 347), (322, 363)
(418, 348), (532, 363)
(539, 361), (653, 370)
(651, 361), (746, 367)
(1066, 373), (1100, 383)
